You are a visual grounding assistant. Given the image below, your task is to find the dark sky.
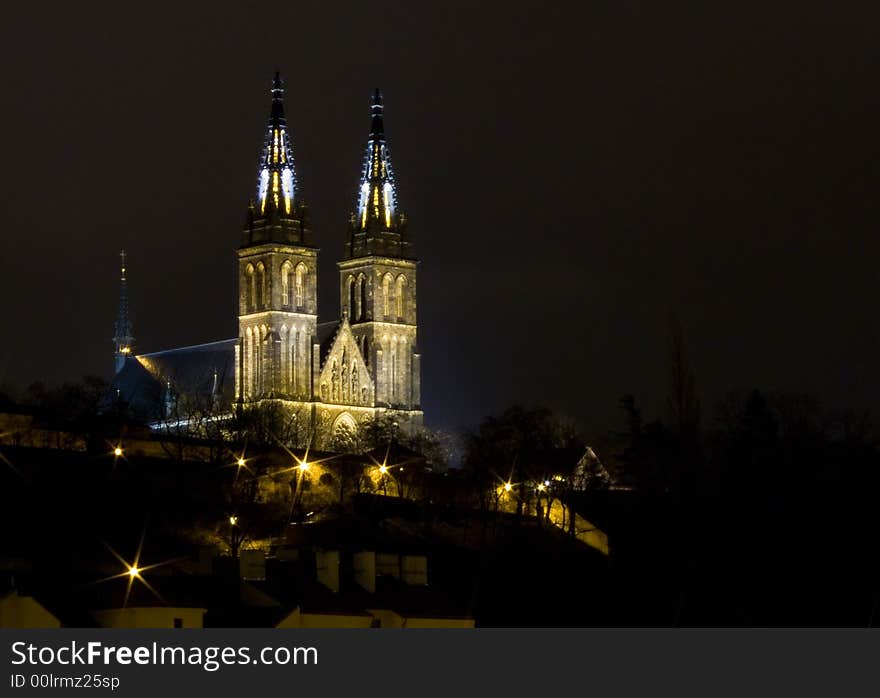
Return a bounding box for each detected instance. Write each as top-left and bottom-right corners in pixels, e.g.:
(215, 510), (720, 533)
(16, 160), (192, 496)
(1, 1), (878, 433)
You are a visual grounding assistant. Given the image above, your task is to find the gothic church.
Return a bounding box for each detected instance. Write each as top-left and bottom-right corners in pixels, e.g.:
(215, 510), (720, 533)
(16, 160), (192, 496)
(110, 75), (423, 448)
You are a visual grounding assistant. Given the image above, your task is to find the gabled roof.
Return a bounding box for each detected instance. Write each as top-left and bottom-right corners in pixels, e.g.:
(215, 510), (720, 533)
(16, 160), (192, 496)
(106, 339), (236, 423)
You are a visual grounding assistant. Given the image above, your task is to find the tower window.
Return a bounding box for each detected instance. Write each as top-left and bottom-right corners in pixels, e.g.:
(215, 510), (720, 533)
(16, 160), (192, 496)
(396, 275), (407, 321)
(245, 264), (255, 312)
(282, 260), (293, 307)
(358, 275), (367, 321)
(382, 273), (392, 320)
(256, 262), (266, 309)
(348, 276), (356, 321)
(294, 263), (306, 310)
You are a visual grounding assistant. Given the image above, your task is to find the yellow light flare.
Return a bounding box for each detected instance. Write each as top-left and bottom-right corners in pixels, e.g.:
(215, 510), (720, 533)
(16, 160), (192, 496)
(114, 447), (123, 457)
(95, 534), (174, 608)
(229, 516), (238, 526)
(298, 460), (310, 472)
(537, 483), (546, 492)
(379, 464), (388, 475)
(237, 457), (246, 468)
(504, 482), (512, 492)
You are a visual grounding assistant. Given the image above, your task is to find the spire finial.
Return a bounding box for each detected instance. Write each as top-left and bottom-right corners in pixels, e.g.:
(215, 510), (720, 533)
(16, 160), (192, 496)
(370, 88), (385, 139)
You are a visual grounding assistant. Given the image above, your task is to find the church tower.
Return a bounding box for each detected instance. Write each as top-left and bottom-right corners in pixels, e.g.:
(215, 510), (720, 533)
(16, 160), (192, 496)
(235, 74), (318, 402)
(113, 249), (134, 374)
(339, 90), (420, 411)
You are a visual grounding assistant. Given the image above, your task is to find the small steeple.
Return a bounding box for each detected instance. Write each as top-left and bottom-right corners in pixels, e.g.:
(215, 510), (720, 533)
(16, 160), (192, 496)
(113, 249), (134, 374)
(255, 72), (297, 219)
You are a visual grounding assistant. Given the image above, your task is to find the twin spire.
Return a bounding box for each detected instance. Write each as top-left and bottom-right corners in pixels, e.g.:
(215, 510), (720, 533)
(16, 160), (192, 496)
(255, 72), (297, 218)
(252, 77), (403, 237)
(355, 88), (399, 231)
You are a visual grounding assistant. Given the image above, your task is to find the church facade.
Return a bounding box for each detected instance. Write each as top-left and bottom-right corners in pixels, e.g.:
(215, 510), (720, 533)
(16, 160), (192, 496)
(111, 76), (423, 448)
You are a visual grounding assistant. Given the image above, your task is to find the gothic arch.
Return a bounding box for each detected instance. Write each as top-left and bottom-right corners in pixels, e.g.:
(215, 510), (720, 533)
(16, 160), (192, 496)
(331, 412), (358, 452)
(382, 272), (394, 319)
(357, 273), (367, 321)
(245, 264), (255, 311)
(294, 262), (307, 310)
(281, 260), (293, 307)
(347, 274), (357, 320)
(244, 326), (253, 398)
(280, 323), (289, 393)
(395, 274), (407, 320)
(255, 262), (266, 309)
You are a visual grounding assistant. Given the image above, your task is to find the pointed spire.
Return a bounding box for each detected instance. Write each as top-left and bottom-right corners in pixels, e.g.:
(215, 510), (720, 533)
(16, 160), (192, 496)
(355, 88), (400, 232)
(113, 249), (134, 373)
(255, 72), (297, 218)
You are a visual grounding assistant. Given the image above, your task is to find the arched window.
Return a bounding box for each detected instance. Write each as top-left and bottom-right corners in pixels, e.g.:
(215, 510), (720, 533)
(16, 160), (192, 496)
(245, 264), (255, 311)
(256, 262), (266, 309)
(351, 365), (359, 403)
(294, 263), (306, 310)
(348, 276), (356, 320)
(395, 275), (406, 321)
(291, 328), (298, 397)
(280, 324), (288, 393)
(357, 274), (367, 321)
(382, 273), (393, 319)
(399, 337), (407, 403)
(244, 327), (252, 398)
(390, 337), (397, 402)
(281, 261), (293, 307)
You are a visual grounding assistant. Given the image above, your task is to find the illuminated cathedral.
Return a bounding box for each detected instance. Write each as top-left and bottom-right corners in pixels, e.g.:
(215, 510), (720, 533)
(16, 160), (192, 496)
(110, 75), (423, 448)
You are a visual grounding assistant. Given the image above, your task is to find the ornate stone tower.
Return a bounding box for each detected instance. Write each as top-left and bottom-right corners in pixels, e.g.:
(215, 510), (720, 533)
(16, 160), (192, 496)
(339, 90), (420, 411)
(113, 249), (134, 374)
(235, 74), (318, 402)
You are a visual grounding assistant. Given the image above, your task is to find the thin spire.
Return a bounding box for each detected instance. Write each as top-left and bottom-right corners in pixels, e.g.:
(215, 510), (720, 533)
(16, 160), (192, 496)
(255, 72), (297, 218)
(113, 249), (134, 373)
(355, 88), (399, 231)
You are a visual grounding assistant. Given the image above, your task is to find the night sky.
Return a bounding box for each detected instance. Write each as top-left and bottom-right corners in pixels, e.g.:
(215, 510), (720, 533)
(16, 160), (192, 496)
(1, 1), (878, 433)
